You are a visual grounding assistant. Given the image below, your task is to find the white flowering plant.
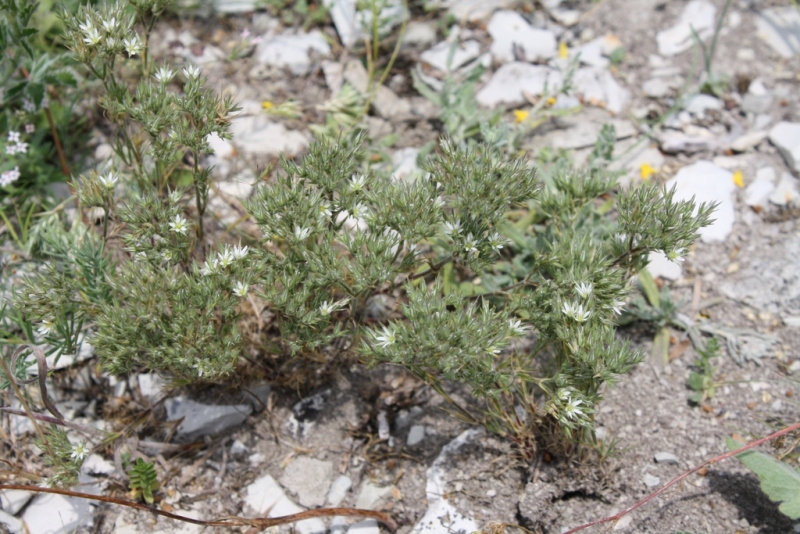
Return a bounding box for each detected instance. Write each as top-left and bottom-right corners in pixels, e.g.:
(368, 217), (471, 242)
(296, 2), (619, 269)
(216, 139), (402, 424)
(4, 0), (716, 464)
(0, 0), (88, 205)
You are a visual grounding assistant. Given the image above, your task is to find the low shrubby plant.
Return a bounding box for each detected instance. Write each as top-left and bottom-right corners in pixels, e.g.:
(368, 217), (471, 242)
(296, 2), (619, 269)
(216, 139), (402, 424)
(3, 0), (716, 477)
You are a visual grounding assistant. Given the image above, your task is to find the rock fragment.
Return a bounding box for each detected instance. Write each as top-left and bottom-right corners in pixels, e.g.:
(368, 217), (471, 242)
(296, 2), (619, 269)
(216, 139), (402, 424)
(664, 161), (735, 243)
(654, 452), (680, 465)
(656, 1), (716, 57)
(769, 121), (800, 173)
(476, 63), (562, 108)
(256, 30), (330, 76)
(745, 167), (777, 209)
(731, 131), (768, 153)
(768, 173), (800, 206)
(165, 397), (252, 441)
(642, 473), (661, 488)
(420, 40), (481, 72)
(280, 458), (334, 508)
(487, 11), (557, 63)
(756, 7), (800, 58)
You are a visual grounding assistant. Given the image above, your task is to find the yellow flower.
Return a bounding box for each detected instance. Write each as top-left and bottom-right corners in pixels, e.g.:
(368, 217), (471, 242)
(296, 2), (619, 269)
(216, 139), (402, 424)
(546, 97), (557, 106)
(733, 169), (744, 188)
(640, 163), (657, 180)
(513, 109), (529, 123)
(261, 100), (274, 110)
(559, 42), (569, 59)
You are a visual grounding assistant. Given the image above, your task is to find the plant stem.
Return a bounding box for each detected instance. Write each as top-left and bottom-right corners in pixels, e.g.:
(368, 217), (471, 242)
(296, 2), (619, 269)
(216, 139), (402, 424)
(563, 421), (800, 533)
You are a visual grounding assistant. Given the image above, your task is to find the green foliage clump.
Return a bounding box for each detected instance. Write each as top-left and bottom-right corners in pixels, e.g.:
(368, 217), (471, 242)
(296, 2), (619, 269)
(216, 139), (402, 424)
(5, 0), (716, 456)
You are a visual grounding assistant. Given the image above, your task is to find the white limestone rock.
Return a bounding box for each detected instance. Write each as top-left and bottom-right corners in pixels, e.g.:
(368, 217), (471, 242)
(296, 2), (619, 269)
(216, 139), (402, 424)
(476, 63), (562, 108)
(756, 7), (800, 58)
(256, 30), (330, 76)
(229, 116), (309, 157)
(487, 11), (557, 63)
(745, 167), (777, 209)
(164, 397), (252, 441)
(665, 161), (735, 243)
(572, 67), (630, 114)
(656, 1), (716, 57)
(420, 40), (481, 72)
(769, 121), (800, 173)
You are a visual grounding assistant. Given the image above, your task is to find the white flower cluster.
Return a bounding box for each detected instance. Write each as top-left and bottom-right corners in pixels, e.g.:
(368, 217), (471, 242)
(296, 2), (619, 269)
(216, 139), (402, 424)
(200, 244), (249, 276)
(0, 166), (20, 187)
(6, 131), (28, 155)
(442, 219), (507, 256)
(562, 301), (591, 323)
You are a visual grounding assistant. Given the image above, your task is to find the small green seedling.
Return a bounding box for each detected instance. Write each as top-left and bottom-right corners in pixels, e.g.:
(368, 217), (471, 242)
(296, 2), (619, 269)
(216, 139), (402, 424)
(127, 457), (159, 504)
(687, 337), (720, 404)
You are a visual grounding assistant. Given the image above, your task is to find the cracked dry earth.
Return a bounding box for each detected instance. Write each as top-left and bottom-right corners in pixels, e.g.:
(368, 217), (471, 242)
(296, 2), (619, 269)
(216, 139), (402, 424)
(3, 0), (800, 533)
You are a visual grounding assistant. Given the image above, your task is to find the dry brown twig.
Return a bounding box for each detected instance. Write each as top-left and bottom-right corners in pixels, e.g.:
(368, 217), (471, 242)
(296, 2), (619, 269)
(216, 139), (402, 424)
(0, 483), (398, 532)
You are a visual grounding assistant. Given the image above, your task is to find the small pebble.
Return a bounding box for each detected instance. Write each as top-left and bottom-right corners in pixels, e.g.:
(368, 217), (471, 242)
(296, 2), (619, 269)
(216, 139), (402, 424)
(654, 452), (680, 465)
(642, 474), (661, 488)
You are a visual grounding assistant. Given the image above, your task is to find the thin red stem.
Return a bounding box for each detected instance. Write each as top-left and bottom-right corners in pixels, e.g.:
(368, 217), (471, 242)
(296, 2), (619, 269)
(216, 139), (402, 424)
(563, 421), (800, 534)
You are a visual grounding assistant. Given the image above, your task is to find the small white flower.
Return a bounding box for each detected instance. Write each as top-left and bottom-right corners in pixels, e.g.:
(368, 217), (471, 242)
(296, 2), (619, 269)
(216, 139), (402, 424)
(614, 232), (627, 243)
(373, 325), (397, 348)
(443, 220), (461, 237)
(182, 64), (201, 80)
(611, 300), (625, 316)
(318, 201), (332, 219)
(665, 248), (686, 263)
(161, 250), (172, 261)
(217, 249), (235, 268)
(486, 344), (502, 355)
(154, 66), (175, 84)
(463, 233), (479, 255)
(7, 131), (20, 143)
(563, 398), (584, 420)
(575, 282), (593, 299)
(37, 318), (55, 337)
(232, 244), (249, 259)
(123, 36), (142, 56)
(169, 214), (189, 235)
(0, 167), (20, 187)
(193, 363), (204, 377)
(82, 25), (102, 46)
(562, 301), (591, 323)
(349, 203), (369, 220)
(101, 17), (118, 33)
(98, 172), (118, 189)
(319, 298), (349, 315)
(349, 174), (367, 191)
(508, 319), (529, 336)
(22, 99), (35, 113)
(433, 196), (445, 209)
(25, 124), (34, 134)
(407, 243), (418, 255)
(200, 259), (218, 276)
(70, 441), (88, 461)
(557, 388), (572, 402)
(105, 37), (118, 49)
(233, 281), (249, 297)
(14, 141), (28, 154)
(488, 232), (505, 252)
(294, 226), (311, 240)
(5, 145), (16, 156)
